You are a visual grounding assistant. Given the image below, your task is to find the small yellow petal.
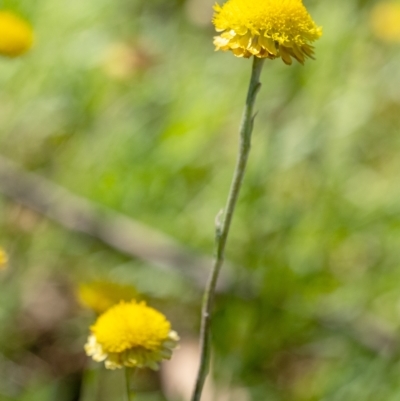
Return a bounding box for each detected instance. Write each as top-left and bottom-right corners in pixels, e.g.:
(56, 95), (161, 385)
(259, 35), (278, 55)
(301, 44), (315, 59)
(214, 35), (230, 49)
(234, 26), (248, 35)
(280, 46), (293, 65)
(292, 44), (305, 63)
(232, 47), (252, 58)
(247, 37), (262, 55)
(238, 32), (252, 48)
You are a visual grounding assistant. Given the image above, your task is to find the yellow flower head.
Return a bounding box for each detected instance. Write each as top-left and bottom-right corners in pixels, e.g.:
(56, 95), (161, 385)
(78, 280), (139, 314)
(213, 0), (322, 65)
(370, 1), (400, 43)
(0, 11), (34, 58)
(85, 301), (179, 370)
(0, 248), (8, 270)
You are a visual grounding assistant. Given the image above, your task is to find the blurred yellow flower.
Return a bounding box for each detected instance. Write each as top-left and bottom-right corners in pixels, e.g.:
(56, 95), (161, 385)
(0, 248), (8, 270)
(78, 281), (139, 314)
(370, 1), (400, 43)
(213, 0), (322, 65)
(85, 301), (179, 370)
(0, 11), (34, 57)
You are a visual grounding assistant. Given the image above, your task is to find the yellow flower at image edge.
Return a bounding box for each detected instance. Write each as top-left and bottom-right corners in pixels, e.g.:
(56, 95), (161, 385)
(370, 1), (400, 43)
(213, 0), (322, 65)
(0, 11), (34, 57)
(85, 301), (179, 370)
(0, 248), (8, 269)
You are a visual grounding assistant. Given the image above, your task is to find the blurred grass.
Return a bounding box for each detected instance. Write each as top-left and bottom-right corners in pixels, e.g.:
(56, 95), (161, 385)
(2, 0), (400, 400)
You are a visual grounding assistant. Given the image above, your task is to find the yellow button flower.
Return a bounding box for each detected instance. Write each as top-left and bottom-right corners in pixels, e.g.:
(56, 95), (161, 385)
(78, 280), (139, 314)
(213, 0), (322, 65)
(370, 1), (400, 43)
(0, 248), (8, 270)
(85, 301), (179, 370)
(0, 11), (34, 58)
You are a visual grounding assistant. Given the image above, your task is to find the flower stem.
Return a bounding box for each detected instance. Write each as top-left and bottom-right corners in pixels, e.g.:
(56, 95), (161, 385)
(125, 368), (134, 401)
(190, 56), (265, 401)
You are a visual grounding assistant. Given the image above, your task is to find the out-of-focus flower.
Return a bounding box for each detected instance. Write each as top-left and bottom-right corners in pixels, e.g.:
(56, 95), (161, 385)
(78, 280), (139, 314)
(0, 248), (8, 270)
(370, 1), (400, 43)
(102, 42), (156, 80)
(85, 301), (179, 370)
(213, 0), (322, 65)
(0, 11), (34, 57)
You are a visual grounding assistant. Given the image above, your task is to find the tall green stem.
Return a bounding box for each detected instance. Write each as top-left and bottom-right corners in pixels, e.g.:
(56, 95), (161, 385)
(125, 368), (133, 401)
(190, 56), (265, 401)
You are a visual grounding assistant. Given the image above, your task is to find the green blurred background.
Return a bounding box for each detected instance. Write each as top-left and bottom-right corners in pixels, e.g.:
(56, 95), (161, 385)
(2, 0), (400, 400)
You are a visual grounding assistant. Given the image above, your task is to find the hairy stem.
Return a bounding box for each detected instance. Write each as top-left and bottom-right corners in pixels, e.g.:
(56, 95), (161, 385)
(190, 56), (265, 401)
